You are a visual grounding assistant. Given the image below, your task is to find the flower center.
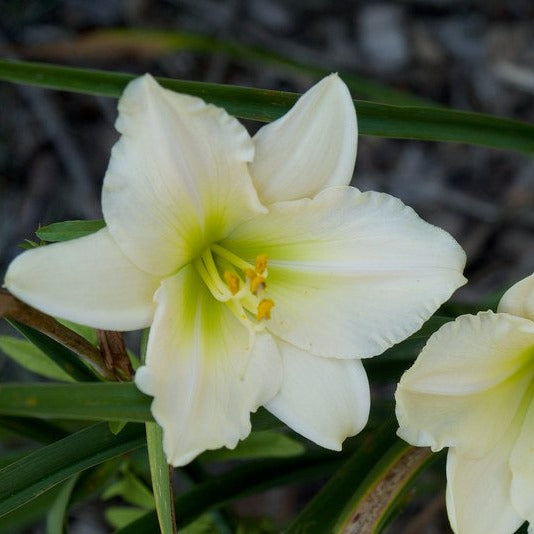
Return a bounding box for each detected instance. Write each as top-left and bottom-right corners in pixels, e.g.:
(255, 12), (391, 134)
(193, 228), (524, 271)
(193, 244), (275, 333)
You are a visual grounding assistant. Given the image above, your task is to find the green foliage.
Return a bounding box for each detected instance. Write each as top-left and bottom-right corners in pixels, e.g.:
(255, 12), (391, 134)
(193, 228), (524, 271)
(1, 59), (533, 154)
(46, 474), (80, 534)
(36, 220), (106, 242)
(0, 422), (145, 517)
(146, 422), (174, 534)
(200, 430), (305, 461)
(0, 336), (75, 382)
(7, 320), (99, 382)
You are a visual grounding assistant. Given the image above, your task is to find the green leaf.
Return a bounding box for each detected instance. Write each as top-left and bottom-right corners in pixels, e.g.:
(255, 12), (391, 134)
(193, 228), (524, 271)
(7, 320), (98, 382)
(0, 336), (75, 382)
(249, 408), (284, 431)
(35, 219), (105, 242)
(0, 416), (68, 443)
(0, 382), (153, 422)
(57, 318), (98, 345)
(117, 446), (354, 533)
(106, 506), (148, 529)
(53, 28), (430, 106)
(285, 422), (398, 533)
(1, 59), (533, 154)
(46, 474), (80, 534)
(200, 430), (305, 461)
(109, 421), (128, 435)
(0, 383), (287, 430)
(0, 458), (122, 533)
(332, 442), (439, 533)
(103, 470), (155, 509)
(0, 484), (64, 533)
(0, 422), (145, 518)
(146, 422), (175, 534)
(182, 514), (230, 534)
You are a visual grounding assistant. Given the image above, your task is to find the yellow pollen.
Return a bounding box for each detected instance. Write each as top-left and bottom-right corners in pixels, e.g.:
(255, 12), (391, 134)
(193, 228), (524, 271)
(255, 254), (268, 275)
(256, 298), (274, 321)
(249, 274), (265, 295)
(223, 271), (240, 295)
(245, 268), (256, 280)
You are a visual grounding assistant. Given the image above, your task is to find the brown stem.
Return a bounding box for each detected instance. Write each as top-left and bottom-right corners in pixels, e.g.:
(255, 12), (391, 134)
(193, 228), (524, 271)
(97, 329), (134, 381)
(0, 289), (115, 380)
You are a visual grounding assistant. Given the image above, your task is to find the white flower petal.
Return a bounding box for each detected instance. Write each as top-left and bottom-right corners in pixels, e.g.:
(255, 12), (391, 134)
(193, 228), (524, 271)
(446, 443), (523, 534)
(250, 74), (357, 204)
(223, 186), (466, 358)
(396, 312), (534, 454)
(4, 228), (160, 330)
(135, 265), (282, 466)
(265, 340), (369, 450)
(102, 74), (266, 276)
(498, 273), (534, 321)
(510, 395), (534, 527)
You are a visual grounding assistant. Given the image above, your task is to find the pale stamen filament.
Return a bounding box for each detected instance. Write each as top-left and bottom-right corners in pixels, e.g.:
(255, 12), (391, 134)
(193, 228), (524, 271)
(193, 257), (230, 302)
(202, 249), (232, 298)
(196, 245), (275, 329)
(210, 243), (255, 272)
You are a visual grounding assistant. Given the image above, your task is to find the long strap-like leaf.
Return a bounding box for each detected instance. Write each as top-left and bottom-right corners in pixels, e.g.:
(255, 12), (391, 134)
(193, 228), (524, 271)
(0, 422), (145, 517)
(0, 59), (533, 154)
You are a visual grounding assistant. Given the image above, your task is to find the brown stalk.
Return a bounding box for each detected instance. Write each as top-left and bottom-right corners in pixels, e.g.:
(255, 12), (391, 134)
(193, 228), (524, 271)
(0, 289), (115, 380)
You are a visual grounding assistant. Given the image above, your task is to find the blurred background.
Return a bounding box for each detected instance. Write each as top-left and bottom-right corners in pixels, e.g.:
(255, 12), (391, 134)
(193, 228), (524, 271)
(0, 0), (533, 532)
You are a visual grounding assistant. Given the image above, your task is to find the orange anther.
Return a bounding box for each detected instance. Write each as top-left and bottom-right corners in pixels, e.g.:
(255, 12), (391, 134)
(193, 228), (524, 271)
(255, 254), (268, 274)
(249, 275), (265, 295)
(223, 271), (240, 295)
(256, 298), (274, 321)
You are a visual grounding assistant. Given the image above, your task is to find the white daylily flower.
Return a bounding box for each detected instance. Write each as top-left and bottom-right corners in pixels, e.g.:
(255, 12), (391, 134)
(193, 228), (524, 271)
(5, 74), (466, 466)
(396, 273), (534, 534)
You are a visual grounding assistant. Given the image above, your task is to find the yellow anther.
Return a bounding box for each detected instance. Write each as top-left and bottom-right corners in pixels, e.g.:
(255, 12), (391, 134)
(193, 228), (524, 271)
(223, 271), (240, 295)
(256, 298), (274, 321)
(255, 254), (268, 275)
(249, 274), (265, 295)
(245, 268), (256, 280)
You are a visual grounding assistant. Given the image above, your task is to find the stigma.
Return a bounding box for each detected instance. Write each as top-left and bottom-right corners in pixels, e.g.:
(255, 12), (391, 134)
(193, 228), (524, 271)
(193, 245), (275, 332)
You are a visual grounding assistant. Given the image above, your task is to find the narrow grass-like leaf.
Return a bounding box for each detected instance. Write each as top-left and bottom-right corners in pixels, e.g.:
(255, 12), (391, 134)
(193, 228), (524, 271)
(57, 318), (98, 345)
(0, 335), (75, 382)
(249, 408), (285, 431)
(0, 484), (64, 533)
(0, 458), (122, 533)
(0, 383), (287, 430)
(0, 59), (533, 154)
(335, 442), (439, 533)
(106, 507), (149, 530)
(0, 382), (152, 422)
(27, 28), (432, 106)
(103, 470), (155, 509)
(0, 295), (113, 380)
(116, 446), (352, 534)
(36, 219), (106, 242)
(146, 422), (175, 534)
(0, 416), (68, 443)
(7, 320), (98, 382)
(0, 422), (145, 517)
(200, 430), (305, 461)
(46, 474), (80, 534)
(285, 422), (398, 534)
